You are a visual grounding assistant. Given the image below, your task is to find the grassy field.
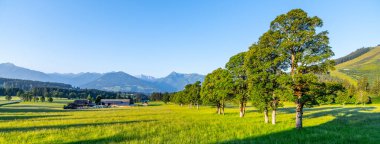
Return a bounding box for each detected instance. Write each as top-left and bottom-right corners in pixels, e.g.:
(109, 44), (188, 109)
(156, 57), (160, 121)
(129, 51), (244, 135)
(0, 100), (379, 144)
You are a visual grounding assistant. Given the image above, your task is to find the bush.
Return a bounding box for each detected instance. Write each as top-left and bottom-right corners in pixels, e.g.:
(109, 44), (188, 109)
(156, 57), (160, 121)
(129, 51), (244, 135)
(48, 97), (53, 103)
(5, 95), (12, 101)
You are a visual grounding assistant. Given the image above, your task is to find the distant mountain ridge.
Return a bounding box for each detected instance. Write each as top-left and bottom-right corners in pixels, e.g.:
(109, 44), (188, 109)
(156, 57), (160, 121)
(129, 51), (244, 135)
(0, 63), (204, 93)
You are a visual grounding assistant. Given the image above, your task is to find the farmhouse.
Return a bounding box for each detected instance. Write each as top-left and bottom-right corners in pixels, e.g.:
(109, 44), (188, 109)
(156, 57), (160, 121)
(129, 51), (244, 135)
(101, 99), (131, 106)
(64, 99), (94, 109)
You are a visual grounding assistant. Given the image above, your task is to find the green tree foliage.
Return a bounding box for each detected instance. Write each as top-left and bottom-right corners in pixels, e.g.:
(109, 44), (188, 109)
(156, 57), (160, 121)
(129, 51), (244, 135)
(95, 95), (102, 105)
(336, 91), (354, 105)
(162, 92), (171, 104)
(357, 77), (370, 92)
(264, 9), (335, 129)
(33, 97), (39, 102)
(226, 52), (249, 117)
(40, 95), (46, 102)
(355, 90), (369, 105)
(171, 91), (186, 106)
(150, 92), (163, 101)
(244, 31), (291, 124)
(316, 82), (345, 105)
(201, 68), (234, 115)
(371, 76), (380, 96)
(87, 94), (93, 103)
(5, 95), (12, 101)
(48, 97), (53, 103)
(187, 81), (202, 109)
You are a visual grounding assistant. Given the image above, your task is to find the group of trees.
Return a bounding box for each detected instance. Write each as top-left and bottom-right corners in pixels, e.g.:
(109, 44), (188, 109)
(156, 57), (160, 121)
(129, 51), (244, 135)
(149, 9), (380, 129)
(171, 81), (202, 109)
(199, 9), (336, 129)
(151, 9), (345, 129)
(150, 92), (171, 103)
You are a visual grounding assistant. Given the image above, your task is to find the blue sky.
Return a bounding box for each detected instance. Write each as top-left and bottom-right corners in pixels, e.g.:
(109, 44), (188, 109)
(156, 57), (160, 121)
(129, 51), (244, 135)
(0, 0), (379, 77)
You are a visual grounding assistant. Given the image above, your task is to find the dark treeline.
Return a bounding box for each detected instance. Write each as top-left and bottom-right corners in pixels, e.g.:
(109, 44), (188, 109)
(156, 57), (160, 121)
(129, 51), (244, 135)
(0, 77), (149, 102)
(334, 47), (373, 65)
(0, 87), (148, 103)
(0, 78), (72, 91)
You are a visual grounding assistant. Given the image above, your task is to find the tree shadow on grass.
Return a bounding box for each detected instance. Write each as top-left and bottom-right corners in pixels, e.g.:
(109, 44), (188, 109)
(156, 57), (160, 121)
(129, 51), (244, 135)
(0, 107), (66, 113)
(0, 114), (68, 121)
(0, 120), (157, 133)
(63, 132), (148, 144)
(220, 106), (380, 144)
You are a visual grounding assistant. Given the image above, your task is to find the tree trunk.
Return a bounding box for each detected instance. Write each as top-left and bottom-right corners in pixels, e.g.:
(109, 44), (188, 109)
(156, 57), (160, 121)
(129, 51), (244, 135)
(222, 103), (225, 115)
(243, 103), (246, 115)
(217, 103), (221, 114)
(272, 110), (276, 125)
(264, 108), (269, 123)
(295, 103), (303, 129)
(239, 102), (244, 117)
(196, 102), (199, 110)
(291, 54), (295, 75)
(180, 103), (183, 107)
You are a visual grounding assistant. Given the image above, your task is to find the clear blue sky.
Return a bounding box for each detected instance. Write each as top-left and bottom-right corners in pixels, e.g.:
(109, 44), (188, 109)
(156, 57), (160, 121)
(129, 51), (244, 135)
(0, 0), (379, 77)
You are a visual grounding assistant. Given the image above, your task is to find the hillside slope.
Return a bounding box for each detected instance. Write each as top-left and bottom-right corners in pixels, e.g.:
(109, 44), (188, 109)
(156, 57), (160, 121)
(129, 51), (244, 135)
(331, 46), (380, 85)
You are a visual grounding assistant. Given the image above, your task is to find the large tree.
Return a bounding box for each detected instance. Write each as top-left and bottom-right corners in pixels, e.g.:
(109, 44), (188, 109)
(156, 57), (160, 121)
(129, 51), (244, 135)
(226, 52), (249, 117)
(245, 32), (288, 124)
(201, 68), (234, 115)
(267, 9), (335, 129)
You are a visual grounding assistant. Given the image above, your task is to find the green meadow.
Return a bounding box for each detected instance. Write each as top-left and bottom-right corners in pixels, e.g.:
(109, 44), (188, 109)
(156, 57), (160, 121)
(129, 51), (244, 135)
(0, 99), (379, 144)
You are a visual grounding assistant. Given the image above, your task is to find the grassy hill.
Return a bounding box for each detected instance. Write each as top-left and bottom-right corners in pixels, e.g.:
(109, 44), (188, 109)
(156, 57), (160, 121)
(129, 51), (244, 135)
(331, 46), (380, 85)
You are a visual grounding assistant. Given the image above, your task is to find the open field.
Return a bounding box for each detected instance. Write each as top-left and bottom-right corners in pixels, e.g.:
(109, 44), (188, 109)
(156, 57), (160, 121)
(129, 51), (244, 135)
(0, 100), (379, 144)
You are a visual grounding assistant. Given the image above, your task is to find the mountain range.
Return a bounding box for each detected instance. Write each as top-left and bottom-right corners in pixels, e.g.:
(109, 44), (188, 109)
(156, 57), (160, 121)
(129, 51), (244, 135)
(0, 63), (205, 93)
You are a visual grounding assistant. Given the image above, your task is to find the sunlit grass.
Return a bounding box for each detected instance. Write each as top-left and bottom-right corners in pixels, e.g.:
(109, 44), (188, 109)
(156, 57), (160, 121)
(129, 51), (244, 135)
(0, 100), (379, 143)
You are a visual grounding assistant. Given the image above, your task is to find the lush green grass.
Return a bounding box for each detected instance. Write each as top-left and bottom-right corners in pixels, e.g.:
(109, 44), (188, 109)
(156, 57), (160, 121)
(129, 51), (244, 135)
(332, 46), (380, 85)
(0, 100), (379, 143)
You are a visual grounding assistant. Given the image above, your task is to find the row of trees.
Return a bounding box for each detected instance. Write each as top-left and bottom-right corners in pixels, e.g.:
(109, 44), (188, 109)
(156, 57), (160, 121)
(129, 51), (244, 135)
(151, 9), (363, 129)
(200, 9), (336, 129)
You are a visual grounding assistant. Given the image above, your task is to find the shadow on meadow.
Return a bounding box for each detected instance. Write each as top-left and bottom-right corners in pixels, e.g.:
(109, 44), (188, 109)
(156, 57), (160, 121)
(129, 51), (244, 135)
(0, 114), (68, 121)
(63, 132), (148, 144)
(0, 119), (156, 133)
(0, 107), (65, 113)
(220, 106), (380, 144)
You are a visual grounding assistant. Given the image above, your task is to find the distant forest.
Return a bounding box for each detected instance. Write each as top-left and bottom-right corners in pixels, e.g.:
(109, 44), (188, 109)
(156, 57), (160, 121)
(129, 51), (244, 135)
(335, 47), (373, 65)
(0, 77), (148, 102)
(0, 78), (72, 90)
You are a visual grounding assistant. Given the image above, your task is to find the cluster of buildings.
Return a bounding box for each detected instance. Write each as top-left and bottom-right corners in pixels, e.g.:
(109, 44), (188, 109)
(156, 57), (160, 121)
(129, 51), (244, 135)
(64, 99), (132, 109)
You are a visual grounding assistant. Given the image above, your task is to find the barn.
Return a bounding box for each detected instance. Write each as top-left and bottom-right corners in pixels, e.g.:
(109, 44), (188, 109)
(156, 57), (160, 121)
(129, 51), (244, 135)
(100, 99), (131, 106)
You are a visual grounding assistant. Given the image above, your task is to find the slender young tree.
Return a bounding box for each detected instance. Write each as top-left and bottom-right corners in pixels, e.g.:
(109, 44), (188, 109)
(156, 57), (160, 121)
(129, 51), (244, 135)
(245, 33), (287, 124)
(189, 81), (202, 109)
(201, 68), (234, 115)
(265, 9), (335, 129)
(226, 52), (249, 117)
